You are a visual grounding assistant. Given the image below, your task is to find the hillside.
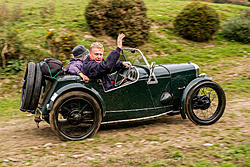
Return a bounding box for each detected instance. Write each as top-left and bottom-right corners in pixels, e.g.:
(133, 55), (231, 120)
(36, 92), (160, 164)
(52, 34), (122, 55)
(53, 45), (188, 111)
(0, 0), (249, 166)
(0, 0), (249, 97)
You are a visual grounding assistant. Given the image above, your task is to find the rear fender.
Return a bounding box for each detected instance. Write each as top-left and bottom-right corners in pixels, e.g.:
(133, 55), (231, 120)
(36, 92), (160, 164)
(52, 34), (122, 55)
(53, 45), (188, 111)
(180, 77), (212, 119)
(44, 83), (106, 116)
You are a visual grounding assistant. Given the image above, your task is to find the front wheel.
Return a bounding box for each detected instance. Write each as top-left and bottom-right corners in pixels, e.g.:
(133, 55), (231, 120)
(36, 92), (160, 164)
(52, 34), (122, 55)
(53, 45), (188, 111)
(49, 91), (102, 141)
(185, 81), (226, 125)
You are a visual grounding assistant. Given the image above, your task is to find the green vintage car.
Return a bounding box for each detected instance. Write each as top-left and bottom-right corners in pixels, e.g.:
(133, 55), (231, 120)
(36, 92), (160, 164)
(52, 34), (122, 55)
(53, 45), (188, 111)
(20, 48), (226, 141)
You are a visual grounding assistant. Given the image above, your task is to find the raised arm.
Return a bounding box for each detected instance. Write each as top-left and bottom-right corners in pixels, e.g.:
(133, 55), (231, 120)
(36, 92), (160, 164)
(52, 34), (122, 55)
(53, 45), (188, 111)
(86, 34), (127, 78)
(117, 33), (125, 49)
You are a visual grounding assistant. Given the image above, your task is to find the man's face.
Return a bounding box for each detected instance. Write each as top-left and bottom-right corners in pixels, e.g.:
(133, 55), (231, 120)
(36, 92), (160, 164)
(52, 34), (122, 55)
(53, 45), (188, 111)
(90, 47), (104, 63)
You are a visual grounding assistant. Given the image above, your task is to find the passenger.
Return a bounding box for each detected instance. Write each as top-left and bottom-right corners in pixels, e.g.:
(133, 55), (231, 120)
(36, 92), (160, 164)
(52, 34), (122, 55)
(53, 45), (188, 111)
(82, 33), (131, 90)
(64, 45), (90, 83)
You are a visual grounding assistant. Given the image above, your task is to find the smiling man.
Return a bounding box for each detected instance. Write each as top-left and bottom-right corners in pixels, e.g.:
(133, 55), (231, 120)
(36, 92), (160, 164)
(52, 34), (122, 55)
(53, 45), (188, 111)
(82, 34), (131, 90)
(89, 42), (104, 63)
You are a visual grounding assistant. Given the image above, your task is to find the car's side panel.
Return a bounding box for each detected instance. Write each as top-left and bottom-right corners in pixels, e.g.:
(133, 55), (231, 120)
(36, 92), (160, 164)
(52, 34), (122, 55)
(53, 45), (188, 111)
(40, 79), (58, 115)
(99, 66), (174, 122)
(98, 67), (155, 121)
(100, 80), (154, 111)
(41, 76), (106, 116)
(147, 66), (172, 107)
(180, 77), (212, 119)
(161, 63), (197, 110)
(103, 105), (173, 123)
(163, 64), (196, 99)
(42, 72), (156, 122)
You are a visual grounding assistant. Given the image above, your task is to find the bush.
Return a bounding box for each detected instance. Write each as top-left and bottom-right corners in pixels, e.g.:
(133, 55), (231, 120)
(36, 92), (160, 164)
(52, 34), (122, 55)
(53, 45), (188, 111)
(174, 2), (220, 42)
(85, 0), (150, 47)
(202, 0), (250, 6)
(85, 0), (109, 36)
(221, 9), (250, 43)
(3, 60), (24, 75)
(0, 29), (23, 67)
(45, 29), (77, 62)
(213, 0), (231, 3)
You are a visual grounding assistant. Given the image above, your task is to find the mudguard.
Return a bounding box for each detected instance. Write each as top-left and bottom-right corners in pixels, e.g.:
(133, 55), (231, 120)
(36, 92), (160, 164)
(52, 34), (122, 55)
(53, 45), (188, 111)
(45, 83), (106, 116)
(180, 77), (212, 119)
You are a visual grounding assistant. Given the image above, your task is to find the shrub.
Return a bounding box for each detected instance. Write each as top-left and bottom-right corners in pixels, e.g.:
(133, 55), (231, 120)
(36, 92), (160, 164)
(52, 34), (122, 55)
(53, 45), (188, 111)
(85, 0), (109, 36)
(174, 2), (220, 42)
(45, 29), (77, 62)
(106, 0), (150, 46)
(213, 0), (231, 3)
(221, 9), (250, 43)
(3, 60), (24, 75)
(85, 0), (150, 47)
(202, 0), (250, 6)
(0, 3), (24, 68)
(0, 29), (23, 67)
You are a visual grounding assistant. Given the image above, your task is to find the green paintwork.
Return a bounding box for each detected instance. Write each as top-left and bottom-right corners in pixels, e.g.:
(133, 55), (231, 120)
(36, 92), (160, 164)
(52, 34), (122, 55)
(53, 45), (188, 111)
(41, 77), (106, 115)
(40, 62), (201, 123)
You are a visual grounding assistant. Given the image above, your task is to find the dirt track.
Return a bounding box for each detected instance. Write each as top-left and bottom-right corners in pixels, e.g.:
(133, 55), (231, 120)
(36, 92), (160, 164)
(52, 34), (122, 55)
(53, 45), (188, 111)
(0, 97), (249, 166)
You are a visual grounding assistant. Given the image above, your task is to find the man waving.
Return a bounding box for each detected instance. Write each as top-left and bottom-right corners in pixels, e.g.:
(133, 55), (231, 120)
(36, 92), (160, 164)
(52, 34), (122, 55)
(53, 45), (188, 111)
(82, 34), (131, 90)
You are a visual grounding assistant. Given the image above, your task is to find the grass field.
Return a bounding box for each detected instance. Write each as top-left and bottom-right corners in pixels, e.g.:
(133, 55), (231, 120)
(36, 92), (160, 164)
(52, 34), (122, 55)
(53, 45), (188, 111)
(0, 0), (249, 166)
(0, 0), (249, 96)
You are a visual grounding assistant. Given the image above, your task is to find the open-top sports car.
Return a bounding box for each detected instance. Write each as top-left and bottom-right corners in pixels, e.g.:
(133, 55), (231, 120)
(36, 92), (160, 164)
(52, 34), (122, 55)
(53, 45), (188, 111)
(20, 48), (226, 141)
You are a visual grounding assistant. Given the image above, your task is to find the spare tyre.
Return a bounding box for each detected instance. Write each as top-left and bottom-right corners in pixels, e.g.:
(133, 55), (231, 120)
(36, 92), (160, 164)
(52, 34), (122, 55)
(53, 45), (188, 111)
(29, 63), (43, 110)
(20, 62), (36, 112)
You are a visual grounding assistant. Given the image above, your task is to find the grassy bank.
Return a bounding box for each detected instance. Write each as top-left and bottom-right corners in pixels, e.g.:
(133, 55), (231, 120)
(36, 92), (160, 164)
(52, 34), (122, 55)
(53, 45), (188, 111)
(0, 1), (249, 166)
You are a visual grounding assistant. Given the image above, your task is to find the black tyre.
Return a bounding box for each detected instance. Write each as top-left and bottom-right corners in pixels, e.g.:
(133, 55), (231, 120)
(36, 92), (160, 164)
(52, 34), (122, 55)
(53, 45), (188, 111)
(20, 62), (36, 111)
(185, 81), (226, 125)
(29, 63), (43, 110)
(49, 91), (102, 141)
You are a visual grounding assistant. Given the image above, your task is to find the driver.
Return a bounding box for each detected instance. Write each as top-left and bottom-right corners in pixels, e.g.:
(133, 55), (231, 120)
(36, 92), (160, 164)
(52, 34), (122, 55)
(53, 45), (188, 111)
(82, 33), (131, 90)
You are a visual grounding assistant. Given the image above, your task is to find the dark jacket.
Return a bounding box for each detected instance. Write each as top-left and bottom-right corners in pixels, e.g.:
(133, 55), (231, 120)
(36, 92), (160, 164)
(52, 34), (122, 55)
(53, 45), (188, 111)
(83, 47), (123, 90)
(64, 58), (85, 75)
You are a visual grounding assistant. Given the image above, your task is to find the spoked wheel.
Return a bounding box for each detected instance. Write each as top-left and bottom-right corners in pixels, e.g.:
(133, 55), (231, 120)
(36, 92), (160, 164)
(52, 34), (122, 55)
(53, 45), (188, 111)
(185, 81), (226, 125)
(50, 91), (102, 141)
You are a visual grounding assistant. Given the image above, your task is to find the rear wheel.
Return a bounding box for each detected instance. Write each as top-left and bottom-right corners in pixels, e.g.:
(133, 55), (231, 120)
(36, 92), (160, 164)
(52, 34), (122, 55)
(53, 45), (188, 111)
(49, 91), (102, 141)
(185, 81), (226, 125)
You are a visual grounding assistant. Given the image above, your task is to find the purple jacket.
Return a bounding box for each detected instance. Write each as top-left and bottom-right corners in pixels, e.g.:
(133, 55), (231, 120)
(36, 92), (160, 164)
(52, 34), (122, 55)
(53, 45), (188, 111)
(82, 47), (123, 90)
(64, 58), (84, 75)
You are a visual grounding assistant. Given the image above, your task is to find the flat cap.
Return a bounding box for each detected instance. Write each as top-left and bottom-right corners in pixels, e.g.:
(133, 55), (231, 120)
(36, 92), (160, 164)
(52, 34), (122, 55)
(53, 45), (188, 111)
(72, 45), (89, 58)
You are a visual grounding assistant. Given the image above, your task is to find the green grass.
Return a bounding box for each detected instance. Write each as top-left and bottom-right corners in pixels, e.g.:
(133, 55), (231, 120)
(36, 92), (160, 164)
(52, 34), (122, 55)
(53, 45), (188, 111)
(0, 0), (248, 123)
(0, 0), (248, 66)
(0, 97), (26, 121)
(0, 0), (248, 54)
(0, 0), (249, 154)
(221, 77), (250, 97)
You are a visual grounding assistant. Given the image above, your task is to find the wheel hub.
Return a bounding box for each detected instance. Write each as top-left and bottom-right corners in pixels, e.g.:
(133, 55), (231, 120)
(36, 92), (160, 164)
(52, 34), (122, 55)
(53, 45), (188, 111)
(193, 95), (211, 110)
(68, 110), (83, 125)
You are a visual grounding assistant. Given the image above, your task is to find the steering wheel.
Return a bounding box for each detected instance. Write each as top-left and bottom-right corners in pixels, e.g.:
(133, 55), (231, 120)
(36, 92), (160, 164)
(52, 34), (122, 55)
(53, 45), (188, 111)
(114, 66), (132, 87)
